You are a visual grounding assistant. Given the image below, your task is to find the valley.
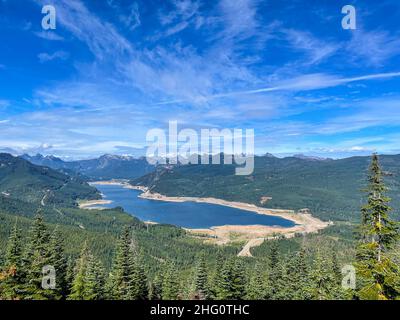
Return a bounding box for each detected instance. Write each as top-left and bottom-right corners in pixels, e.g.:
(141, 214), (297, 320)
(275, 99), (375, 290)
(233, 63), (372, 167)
(80, 180), (330, 251)
(1, 152), (399, 300)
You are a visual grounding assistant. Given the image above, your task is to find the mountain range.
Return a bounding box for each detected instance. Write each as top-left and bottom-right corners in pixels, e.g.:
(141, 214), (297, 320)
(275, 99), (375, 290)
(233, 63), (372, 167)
(21, 153), (155, 180)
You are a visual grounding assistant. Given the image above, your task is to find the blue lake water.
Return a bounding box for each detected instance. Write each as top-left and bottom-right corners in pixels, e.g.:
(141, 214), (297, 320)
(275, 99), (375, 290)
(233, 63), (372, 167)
(92, 184), (295, 229)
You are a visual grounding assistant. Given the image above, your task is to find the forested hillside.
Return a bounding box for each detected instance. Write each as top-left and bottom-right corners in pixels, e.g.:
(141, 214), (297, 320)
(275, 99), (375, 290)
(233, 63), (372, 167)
(1, 153), (399, 300)
(132, 154), (400, 222)
(0, 153), (99, 210)
(0, 213), (357, 300)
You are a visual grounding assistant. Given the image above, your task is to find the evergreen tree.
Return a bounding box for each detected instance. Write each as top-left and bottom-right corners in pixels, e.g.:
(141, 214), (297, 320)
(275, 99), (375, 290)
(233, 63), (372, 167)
(356, 154), (400, 300)
(330, 248), (341, 285)
(65, 256), (75, 296)
(214, 258), (245, 300)
(309, 253), (336, 300)
(193, 253), (208, 299)
(23, 214), (55, 299)
(286, 248), (311, 300)
(246, 263), (268, 299)
(214, 258), (233, 299)
(109, 227), (134, 299)
(48, 227), (67, 298)
(209, 250), (224, 299)
(68, 242), (90, 300)
(162, 262), (179, 300)
(149, 273), (163, 300)
(109, 227), (148, 300)
(0, 221), (24, 299)
(272, 259), (290, 300)
(84, 254), (105, 300)
(267, 241), (283, 299)
(230, 258), (246, 299)
(128, 251), (148, 300)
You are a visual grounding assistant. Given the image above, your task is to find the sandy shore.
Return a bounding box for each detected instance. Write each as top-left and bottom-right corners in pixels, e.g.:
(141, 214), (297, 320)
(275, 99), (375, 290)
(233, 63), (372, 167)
(139, 190), (332, 254)
(139, 190), (330, 231)
(89, 180), (148, 191)
(78, 199), (113, 209)
(85, 181), (332, 254)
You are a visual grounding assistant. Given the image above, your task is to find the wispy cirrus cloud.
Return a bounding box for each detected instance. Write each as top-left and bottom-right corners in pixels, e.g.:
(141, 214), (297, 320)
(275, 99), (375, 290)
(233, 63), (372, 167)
(283, 29), (340, 65)
(34, 0), (133, 60)
(347, 28), (400, 67)
(3, 0), (397, 158)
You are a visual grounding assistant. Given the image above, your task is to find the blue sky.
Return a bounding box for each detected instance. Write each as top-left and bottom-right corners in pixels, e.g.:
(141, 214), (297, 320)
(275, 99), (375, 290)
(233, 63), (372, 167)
(0, 0), (400, 159)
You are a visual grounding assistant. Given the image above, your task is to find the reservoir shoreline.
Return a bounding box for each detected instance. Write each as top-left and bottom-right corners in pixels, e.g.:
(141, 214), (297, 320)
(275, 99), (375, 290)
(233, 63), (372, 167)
(82, 180), (331, 248)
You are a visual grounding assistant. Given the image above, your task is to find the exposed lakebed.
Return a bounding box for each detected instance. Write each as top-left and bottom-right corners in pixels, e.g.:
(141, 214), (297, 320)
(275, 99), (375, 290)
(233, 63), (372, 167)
(91, 183), (296, 229)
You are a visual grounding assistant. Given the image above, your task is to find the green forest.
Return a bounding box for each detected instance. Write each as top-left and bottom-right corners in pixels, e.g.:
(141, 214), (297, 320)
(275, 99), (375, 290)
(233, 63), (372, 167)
(133, 154), (400, 222)
(1, 154), (399, 300)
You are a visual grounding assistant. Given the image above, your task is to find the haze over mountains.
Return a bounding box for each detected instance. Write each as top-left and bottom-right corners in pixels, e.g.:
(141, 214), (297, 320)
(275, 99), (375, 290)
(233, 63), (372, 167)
(21, 153), (155, 180)
(19, 152), (329, 181)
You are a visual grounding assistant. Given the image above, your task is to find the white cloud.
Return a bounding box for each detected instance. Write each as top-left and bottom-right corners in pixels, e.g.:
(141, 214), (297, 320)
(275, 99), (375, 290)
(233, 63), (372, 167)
(218, 0), (258, 41)
(119, 2), (141, 31)
(347, 28), (400, 66)
(38, 51), (69, 63)
(283, 29), (340, 65)
(34, 0), (133, 60)
(34, 31), (64, 41)
(239, 72), (400, 95)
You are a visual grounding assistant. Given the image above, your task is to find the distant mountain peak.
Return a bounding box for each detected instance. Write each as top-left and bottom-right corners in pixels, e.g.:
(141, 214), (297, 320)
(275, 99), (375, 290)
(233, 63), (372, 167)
(293, 154), (329, 161)
(264, 153), (276, 158)
(100, 154), (134, 161)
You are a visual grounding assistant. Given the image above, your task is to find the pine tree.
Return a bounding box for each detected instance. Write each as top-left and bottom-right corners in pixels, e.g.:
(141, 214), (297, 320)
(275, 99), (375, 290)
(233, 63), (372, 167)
(193, 253), (208, 299)
(209, 250), (224, 299)
(68, 242), (90, 300)
(246, 263), (268, 299)
(309, 253), (336, 300)
(65, 256), (75, 296)
(268, 241), (279, 271)
(0, 221), (24, 299)
(109, 227), (148, 300)
(284, 248), (312, 300)
(84, 254), (105, 300)
(331, 248), (341, 285)
(48, 227), (67, 298)
(162, 262), (179, 300)
(267, 241), (282, 299)
(109, 227), (134, 299)
(272, 259), (290, 300)
(356, 154), (400, 300)
(129, 251), (148, 300)
(214, 258), (245, 300)
(149, 273), (163, 300)
(230, 258), (246, 299)
(214, 258), (233, 299)
(286, 253), (301, 300)
(23, 214), (55, 299)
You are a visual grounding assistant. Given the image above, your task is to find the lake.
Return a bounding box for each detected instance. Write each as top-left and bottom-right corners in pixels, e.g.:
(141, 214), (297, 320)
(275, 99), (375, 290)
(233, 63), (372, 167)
(92, 184), (295, 229)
